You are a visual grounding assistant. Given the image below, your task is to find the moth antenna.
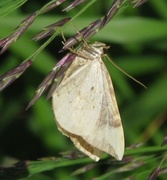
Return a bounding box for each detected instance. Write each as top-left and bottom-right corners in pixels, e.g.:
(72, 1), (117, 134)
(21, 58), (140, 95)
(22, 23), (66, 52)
(106, 54), (147, 89)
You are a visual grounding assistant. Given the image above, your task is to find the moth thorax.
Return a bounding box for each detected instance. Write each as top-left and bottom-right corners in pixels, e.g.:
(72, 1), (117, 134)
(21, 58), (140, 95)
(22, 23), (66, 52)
(82, 46), (104, 60)
(91, 43), (109, 56)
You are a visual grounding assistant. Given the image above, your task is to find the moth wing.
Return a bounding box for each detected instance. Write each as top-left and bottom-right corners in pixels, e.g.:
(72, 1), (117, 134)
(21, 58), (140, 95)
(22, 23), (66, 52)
(52, 57), (104, 136)
(57, 123), (103, 162)
(81, 61), (124, 160)
(53, 56), (124, 161)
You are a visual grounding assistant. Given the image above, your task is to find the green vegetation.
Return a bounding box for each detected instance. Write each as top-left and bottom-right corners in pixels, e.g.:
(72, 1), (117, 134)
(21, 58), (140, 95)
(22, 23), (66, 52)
(0, 0), (167, 179)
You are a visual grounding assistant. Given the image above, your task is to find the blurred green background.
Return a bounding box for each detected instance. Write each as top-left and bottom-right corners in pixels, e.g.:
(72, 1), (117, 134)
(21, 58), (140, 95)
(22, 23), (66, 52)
(0, 0), (167, 179)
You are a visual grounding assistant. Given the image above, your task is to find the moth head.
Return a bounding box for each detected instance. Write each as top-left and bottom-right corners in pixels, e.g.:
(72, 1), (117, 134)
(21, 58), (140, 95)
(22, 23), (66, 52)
(91, 42), (110, 55)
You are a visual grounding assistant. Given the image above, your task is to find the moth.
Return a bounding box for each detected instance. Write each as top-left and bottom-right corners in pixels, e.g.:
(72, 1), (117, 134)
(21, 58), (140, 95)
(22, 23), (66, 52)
(52, 42), (124, 161)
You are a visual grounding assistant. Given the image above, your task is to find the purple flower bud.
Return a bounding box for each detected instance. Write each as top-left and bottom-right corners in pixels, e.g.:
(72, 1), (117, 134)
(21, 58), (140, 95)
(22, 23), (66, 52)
(133, 0), (148, 8)
(0, 60), (32, 91)
(32, 18), (71, 41)
(40, 0), (66, 14)
(63, 0), (87, 12)
(147, 167), (160, 180)
(0, 13), (36, 54)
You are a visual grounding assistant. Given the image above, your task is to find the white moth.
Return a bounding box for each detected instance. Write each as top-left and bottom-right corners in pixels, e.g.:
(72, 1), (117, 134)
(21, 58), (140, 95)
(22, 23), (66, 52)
(52, 42), (124, 162)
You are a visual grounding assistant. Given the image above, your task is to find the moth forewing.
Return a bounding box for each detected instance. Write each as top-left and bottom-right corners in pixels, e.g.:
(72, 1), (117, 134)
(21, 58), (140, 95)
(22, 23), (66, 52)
(88, 59), (124, 160)
(53, 59), (103, 136)
(52, 42), (124, 161)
